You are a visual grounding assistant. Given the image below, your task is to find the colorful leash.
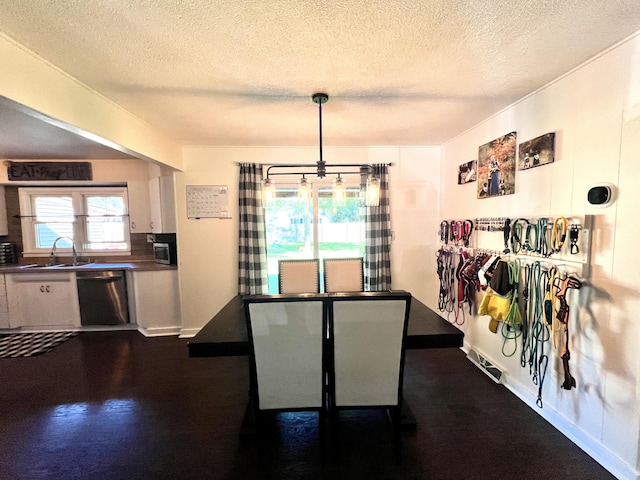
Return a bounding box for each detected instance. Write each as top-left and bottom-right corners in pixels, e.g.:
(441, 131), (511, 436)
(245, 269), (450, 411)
(436, 248), (456, 319)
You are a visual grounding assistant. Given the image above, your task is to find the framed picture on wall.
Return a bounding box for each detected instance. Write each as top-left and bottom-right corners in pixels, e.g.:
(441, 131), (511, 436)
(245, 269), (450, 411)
(518, 132), (555, 170)
(477, 132), (517, 198)
(458, 160), (477, 184)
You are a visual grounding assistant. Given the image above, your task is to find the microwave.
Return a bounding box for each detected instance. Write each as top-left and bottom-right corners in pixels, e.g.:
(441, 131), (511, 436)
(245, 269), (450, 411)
(153, 240), (177, 265)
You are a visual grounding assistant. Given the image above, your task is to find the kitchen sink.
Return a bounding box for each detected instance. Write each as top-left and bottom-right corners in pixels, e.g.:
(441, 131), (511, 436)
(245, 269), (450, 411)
(16, 262), (95, 269)
(46, 262), (94, 268)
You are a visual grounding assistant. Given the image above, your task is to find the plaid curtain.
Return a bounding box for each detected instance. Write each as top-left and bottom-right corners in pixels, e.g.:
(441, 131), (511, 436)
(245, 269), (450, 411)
(364, 164), (392, 291)
(238, 163), (269, 295)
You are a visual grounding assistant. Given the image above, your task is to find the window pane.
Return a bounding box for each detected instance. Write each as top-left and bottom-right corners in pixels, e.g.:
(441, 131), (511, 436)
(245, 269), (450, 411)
(317, 186), (364, 261)
(84, 195), (127, 250)
(264, 186), (314, 293)
(35, 224), (74, 249)
(32, 196), (75, 248)
(34, 196), (74, 222)
(86, 217), (127, 250)
(264, 182), (365, 294)
(86, 195), (125, 216)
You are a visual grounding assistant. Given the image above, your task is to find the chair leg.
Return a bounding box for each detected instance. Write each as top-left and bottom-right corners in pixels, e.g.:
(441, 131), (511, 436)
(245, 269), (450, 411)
(255, 410), (270, 465)
(392, 406), (401, 465)
(319, 409), (327, 465)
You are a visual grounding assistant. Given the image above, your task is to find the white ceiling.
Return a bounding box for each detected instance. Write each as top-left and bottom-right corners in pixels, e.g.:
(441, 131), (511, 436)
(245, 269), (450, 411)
(1, 0), (640, 158)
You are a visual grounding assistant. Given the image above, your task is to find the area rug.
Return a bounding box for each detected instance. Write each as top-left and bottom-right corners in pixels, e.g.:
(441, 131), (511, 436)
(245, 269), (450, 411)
(0, 331), (79, 358)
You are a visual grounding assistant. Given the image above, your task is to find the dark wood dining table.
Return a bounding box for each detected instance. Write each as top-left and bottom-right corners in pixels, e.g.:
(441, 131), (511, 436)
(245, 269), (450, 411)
(188, 294), (464, 357)
(188, 294), (464, 433)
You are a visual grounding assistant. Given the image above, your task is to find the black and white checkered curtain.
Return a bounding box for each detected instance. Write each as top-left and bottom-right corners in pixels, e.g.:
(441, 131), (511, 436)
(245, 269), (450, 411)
(364, 164), (392, 291)
(238, 163), (269, 295)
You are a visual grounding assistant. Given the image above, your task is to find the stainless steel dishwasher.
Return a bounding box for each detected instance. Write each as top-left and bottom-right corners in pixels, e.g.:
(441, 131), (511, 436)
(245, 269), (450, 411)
(76, 270), (130, 325)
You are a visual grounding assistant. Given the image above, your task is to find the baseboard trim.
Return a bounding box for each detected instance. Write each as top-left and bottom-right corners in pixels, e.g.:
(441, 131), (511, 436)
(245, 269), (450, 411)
(178, 327), (201, 338)
(137, 326), (181, 337)
(461, 342), (637, 479)
(503, 374), (637, 480)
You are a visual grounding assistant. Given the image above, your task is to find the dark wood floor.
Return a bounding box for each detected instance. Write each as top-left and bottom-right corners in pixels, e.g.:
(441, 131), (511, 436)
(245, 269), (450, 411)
(0, 331), (615, 480)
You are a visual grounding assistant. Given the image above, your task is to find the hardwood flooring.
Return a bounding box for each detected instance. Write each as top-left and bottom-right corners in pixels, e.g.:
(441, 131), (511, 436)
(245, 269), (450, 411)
(0, 331), (615, 479)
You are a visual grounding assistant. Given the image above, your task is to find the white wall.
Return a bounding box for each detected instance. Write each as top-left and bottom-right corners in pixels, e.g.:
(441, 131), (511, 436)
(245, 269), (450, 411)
(440, 32), (640, 480)
(176, 146), (439, 335)
(0, 33), (182, 170)
(0, 158), (153, 185)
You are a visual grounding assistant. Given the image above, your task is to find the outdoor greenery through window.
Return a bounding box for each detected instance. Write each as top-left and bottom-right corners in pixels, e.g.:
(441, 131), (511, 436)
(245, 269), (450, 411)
(19, 187), (131, 256)
(264, 181), (365, 293)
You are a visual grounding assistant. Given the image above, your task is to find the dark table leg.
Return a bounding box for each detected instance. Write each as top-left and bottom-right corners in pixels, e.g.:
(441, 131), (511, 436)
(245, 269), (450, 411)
(241, 394), (416, 435)
(240, 391), (257, 436)
(400, 399), (417, 431)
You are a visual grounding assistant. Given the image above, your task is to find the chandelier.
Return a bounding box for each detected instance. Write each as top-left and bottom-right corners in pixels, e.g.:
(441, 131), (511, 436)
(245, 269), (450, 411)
(262, 93), (381, 207)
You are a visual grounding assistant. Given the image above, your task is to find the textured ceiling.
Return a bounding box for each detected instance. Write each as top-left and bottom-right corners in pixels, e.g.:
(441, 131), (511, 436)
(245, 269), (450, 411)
(1, 0), (640, 154)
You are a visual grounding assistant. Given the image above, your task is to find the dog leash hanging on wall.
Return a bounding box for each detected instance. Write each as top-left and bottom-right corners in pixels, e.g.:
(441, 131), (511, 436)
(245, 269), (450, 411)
(555, 275), (583, 390)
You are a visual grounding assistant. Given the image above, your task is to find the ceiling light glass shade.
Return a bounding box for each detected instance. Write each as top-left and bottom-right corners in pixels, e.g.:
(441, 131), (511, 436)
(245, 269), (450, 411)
(365, 176), (380, 207)
(262, 177), (275, 205)
(298, 176), (311, 202)
(333, 176), (345, 205)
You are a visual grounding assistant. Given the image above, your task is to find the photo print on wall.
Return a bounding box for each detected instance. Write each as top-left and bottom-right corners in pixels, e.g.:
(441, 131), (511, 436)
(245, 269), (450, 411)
(458, 160), (477, 184)
(518, 132), (555, 170)
(477, 132), (517, 199)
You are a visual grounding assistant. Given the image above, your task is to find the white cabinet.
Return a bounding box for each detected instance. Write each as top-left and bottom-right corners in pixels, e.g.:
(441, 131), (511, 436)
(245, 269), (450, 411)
(129, 269), (181, 335)
(149, 174), (177, 234)
(127, 179), (152, 233)
(148, 176), (162, 233)
(128, 174), (176, 234)
(0, 274), (9, 328)
(0, 186), (8, 236)
(6, 272), (80, 328)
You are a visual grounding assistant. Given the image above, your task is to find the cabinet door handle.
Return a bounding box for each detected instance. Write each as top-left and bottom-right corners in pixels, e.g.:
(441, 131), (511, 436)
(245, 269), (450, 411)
(131, 221), (137, 229)
(40, 285), (45, 293)
(150, 221), (154, 229)
(46, 285), (51, 293)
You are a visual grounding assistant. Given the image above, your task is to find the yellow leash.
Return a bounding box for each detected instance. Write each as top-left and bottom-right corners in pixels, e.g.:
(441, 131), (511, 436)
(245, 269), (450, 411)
(550, 216), (568, 254)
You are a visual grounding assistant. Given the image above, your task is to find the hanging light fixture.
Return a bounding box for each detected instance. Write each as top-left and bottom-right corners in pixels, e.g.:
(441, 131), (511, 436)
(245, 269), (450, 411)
(260, 92), (388, 207)
(262, 177), (275, 205)
(333, 174), (345, 205)
(298, 174), (311, 202)
(365, 176), (380, 207)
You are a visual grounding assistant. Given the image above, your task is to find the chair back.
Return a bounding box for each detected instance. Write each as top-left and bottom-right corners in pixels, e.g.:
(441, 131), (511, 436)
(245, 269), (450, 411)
(278, 259), (320, 294)
(323, 257), (364, 293)
(244, 294), (326, 410)
(328, 291), (412, 407)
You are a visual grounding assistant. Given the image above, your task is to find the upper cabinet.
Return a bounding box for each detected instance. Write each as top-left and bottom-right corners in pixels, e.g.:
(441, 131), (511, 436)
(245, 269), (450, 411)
(150, 173), (177, 233)
(128, 168), (176, 234)
(0, 186), (8, 236)
(127, 179), (152, 233)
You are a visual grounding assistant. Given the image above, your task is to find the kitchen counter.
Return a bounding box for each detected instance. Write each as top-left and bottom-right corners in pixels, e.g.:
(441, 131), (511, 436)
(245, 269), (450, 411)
(0, 261), (178, 273)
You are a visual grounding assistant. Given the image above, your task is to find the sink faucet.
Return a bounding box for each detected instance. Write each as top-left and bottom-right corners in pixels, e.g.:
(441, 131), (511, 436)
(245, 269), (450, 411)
(50, 236), (78, 265)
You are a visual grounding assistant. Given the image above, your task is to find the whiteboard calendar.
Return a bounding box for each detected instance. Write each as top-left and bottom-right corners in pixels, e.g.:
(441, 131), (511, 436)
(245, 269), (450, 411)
(186, 185), (230, 219)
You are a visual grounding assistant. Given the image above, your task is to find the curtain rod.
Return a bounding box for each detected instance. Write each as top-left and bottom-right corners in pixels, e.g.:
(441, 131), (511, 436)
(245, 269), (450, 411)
(234, 162), (393, 167)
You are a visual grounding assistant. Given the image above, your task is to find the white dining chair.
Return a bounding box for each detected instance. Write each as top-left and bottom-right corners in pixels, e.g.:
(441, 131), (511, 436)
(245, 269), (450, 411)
(278, 259), (320, 294)
(243, 294), (327, 459)
(327, 291), (412, 464)
(323, 257), (364, 293)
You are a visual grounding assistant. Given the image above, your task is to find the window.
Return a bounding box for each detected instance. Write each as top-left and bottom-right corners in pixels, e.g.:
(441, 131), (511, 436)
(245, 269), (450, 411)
(264, 179), (365, 293)
(19, 187), (131, 256)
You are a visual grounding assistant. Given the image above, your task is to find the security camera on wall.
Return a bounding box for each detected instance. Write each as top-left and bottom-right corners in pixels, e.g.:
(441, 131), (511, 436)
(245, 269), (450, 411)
(587, 183), (617, 208)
